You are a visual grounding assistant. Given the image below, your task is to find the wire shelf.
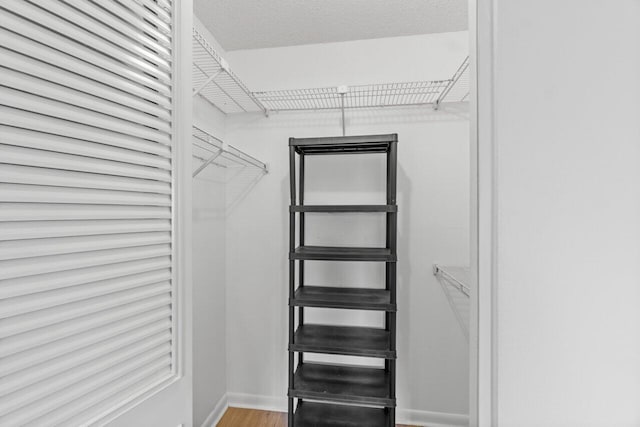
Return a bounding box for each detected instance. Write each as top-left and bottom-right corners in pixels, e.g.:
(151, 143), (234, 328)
(192, 29), (468, 114)
(192, 29), (267, 115)
(253, 56), (469, 112)
(433, 264), (470, 341)
(192, 126), (268, 177)
(254, 80), (450, 111)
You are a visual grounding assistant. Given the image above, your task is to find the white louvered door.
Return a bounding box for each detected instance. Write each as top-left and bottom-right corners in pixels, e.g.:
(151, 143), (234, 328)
(0, 1), (192, 426)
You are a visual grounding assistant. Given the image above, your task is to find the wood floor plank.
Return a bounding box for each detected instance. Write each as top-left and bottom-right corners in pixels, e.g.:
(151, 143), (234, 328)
(216, 407), (416, 427)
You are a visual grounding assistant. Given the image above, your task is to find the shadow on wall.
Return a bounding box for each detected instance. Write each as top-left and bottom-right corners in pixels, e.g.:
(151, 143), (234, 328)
(192, 161), (268, 217)
(226, 165), (268, 215)
(192, 137), (269, 217)
(191, 168), (226, 221)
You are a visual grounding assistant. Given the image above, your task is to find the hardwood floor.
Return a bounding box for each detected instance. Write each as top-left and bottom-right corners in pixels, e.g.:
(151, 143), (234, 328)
(217, 407), (286, 427)
(216, 407), (417, 427)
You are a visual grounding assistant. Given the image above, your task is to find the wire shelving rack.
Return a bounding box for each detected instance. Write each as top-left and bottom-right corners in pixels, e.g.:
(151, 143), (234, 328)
(192, 25), (468, 117)
(192, 28), (267, 115)
(254, 80), (450, 111)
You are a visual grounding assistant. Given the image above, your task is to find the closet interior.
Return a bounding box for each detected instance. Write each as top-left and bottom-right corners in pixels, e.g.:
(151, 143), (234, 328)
(191, 2), (472, 426)
(0, 0), (471, 425)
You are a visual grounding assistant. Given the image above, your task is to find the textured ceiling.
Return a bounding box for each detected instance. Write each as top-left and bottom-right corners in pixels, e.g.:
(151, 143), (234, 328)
(194, 0), (468, 51)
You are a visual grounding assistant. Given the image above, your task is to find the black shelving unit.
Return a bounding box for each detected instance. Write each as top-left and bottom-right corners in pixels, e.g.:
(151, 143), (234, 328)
(288, 134), (398, 427)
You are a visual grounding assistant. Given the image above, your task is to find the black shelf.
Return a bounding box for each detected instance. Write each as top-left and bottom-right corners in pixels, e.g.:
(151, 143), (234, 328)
(291, 324), (395, 358)
(290, 134), (397, 155)
(290, 205), (397, 213)
(288, 134), (398, 426)
(291, 286), (395, 311)
(294, 401), (390, 427)
(290, 363), (394, 407)
(290, 246), (396, 262)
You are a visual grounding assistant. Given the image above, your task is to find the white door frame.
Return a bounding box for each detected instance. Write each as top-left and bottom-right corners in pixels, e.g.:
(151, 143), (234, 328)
(104, 1), (194, 425)
(469, 0), (497, 426)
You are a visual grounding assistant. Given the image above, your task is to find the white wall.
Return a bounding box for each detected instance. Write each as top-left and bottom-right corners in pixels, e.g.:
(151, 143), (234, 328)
(492, 1), (640, 426)
(192, 16), (229, 427)
(222, 31), (471, 423)
(225, 106), (470, 422)
(192, 164), (227, 427)
(227, 32), (468, 90)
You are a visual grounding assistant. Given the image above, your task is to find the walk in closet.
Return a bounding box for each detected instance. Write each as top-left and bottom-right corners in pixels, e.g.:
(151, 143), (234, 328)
(190, 3), (472, 426)
(0, 1), (472, 426)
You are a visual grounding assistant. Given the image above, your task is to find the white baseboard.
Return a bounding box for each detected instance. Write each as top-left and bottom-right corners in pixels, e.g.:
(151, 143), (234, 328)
(224, 392), (468, 427)
(200, 394), (229, 427)
(226, 392), (288, 413)
(397, 407), (468, 427)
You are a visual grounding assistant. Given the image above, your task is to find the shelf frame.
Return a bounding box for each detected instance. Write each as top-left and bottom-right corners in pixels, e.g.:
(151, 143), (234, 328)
(288, 134), (398, 426)
(294, 401), (391, 427)
(290, 204), (397, 213)
(290, 363), (395, 407)
(290, 286), (395, 311)
(290, 324), (395, 358)
(290, 245), (395, 262)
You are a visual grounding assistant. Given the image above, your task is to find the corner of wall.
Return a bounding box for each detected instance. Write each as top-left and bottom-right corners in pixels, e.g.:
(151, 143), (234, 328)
(191, 14), (232, 423)
(199, 394), (228, 427)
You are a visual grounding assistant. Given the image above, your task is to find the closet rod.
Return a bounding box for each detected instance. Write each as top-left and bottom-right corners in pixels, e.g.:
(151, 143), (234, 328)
(224, 144), (268, 172)
(194, 139), (248, 170)
(433, 264), (470, 297)
(192, 126), (268, 177)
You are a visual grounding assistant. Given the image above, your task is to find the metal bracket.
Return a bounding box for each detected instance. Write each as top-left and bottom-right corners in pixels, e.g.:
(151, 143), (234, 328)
(193, 69), (223, 97)
(433, 263), (470, 297)
(192, 149), (223, 177)
(433, 56), (470, 110)
(337, 85), (348, 136)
